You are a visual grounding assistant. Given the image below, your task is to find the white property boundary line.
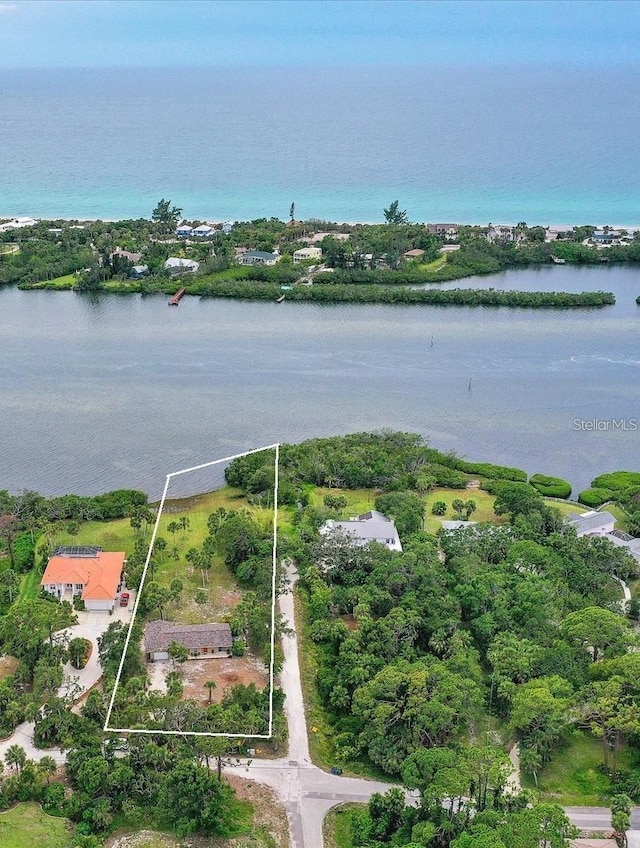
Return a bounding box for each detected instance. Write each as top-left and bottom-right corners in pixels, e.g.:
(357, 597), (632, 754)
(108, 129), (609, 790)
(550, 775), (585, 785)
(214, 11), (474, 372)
(103, 442), (280, 739)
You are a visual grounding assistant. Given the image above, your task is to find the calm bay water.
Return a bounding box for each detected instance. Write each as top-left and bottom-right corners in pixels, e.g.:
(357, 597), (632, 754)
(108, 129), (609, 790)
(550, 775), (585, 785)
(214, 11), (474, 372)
(2, 65), (640, 224)
(1, 266), (639, 499)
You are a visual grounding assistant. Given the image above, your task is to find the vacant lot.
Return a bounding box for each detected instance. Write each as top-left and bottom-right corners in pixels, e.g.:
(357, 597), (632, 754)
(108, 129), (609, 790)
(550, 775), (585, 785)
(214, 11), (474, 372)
(0, 803), (71, 848)
(180, 656), (269, 704)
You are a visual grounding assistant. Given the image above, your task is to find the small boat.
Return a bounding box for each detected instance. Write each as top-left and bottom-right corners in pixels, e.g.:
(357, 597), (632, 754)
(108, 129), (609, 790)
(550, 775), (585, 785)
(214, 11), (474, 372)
(276, 294), (285, 303)
(168, 287), (186, 306)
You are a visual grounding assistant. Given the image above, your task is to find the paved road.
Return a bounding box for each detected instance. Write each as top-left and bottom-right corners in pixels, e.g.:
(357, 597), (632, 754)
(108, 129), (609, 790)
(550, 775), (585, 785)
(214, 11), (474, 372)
(227, 561), (400, 848)
(231, 561), (640, 848)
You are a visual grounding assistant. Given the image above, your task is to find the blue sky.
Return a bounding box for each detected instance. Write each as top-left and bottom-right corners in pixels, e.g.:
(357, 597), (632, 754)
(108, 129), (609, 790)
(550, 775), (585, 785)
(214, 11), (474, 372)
(0, 0), (639, 68)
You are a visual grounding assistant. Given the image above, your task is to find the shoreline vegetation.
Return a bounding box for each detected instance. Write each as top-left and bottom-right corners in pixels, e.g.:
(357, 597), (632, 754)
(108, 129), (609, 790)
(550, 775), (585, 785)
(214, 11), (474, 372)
(1, 205), (635, 307)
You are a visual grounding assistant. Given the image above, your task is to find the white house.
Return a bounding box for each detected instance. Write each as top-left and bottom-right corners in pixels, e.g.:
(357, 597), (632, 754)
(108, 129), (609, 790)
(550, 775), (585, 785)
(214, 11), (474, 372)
(0, 216), (38, 233)
(192, 224), (216, 237)
(293, 246), (322, 264)
(164, 257), (200, 275)
(566, 510), (616, 537)
(41, 547), (126, 612)
(320, 510), (403, 552)
(175, 224), (193, 238)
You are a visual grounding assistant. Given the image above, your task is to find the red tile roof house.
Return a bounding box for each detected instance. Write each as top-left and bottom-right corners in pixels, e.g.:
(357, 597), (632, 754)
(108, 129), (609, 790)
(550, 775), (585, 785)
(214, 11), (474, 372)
(41, 547), (126, 612)
(145, 620), (233, 662)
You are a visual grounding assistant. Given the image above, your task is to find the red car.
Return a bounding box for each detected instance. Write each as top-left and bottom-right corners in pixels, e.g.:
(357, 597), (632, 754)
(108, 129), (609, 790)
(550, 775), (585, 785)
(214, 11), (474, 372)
(119, 592), (130, 607)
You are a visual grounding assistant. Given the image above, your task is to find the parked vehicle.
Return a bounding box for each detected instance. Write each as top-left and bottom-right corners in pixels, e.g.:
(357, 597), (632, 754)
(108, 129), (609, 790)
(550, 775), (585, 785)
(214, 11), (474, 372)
(119, 592), (130, 607)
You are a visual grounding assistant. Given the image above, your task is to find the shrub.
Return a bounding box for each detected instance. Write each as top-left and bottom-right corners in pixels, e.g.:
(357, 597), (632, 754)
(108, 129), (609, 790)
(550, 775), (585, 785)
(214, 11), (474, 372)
(13, 533), (35, 573)
(427, 464), (469, 489)
(592, 471), (640, 494)
(232, 639), (246, 657)
(42, 782), (66, 815)
(578, 487), (614, 507)
(452, 460), (527, 482)
(529, 474), (572, 499)
(431, 501), (447, 516)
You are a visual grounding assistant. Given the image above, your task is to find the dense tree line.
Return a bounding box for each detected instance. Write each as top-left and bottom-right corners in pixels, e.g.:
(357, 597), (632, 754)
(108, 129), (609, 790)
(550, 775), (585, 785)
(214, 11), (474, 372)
(225, 432), (566, 498)
(223, 435), (640, 846)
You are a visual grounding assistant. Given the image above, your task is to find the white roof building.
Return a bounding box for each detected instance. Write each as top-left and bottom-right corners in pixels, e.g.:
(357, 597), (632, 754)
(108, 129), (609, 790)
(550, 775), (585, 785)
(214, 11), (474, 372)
(0, 216), (38, 232)
(192, 224), (216, 237)
(164, 257), (200, 274)
(566, 510), (616, 537)
(320, 510), (402, 552)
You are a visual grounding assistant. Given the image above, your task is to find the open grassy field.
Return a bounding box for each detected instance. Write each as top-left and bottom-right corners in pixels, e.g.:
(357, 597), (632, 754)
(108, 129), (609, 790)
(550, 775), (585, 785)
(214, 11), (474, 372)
(522, 730), (632, 805)
(0, 803), (72, 848)
(30, 273), (77, 289)
(310, 485), (502, 533)
(417, 254), (448, 274)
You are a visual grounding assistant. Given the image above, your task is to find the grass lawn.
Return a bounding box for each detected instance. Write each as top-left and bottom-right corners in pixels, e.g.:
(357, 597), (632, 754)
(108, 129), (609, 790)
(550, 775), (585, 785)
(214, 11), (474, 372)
(29, 273), (76, 290)
(323, 803), (363, 848)
(295, 588), (337, 770)
(0, 803), (72, 848)
(311, 485), (501, 534)
(545, 498), (631, 531)
(522, 730), (632, 805)
(423, 487), (501, 532)
(309, 488), (377, 516)
(417, 255), (448, 274)
(18, 564), (43, 601)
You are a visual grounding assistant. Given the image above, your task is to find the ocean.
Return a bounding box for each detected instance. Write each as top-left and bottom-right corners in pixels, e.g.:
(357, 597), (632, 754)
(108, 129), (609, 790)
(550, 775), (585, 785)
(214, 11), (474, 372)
(2, 65), (640, 225)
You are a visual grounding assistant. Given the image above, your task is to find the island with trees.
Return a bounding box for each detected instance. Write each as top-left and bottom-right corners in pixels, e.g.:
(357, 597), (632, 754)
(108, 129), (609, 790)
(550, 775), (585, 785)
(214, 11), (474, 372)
(2, 199), (638, 308)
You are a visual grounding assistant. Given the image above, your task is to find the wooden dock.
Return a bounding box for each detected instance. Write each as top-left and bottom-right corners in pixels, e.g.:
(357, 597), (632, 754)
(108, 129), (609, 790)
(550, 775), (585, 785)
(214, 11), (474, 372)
(168, 288), (186, 306)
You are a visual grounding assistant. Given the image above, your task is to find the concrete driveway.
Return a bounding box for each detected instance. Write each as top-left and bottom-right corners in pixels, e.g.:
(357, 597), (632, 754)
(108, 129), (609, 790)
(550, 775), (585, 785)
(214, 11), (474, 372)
(57, 622), (110, 700)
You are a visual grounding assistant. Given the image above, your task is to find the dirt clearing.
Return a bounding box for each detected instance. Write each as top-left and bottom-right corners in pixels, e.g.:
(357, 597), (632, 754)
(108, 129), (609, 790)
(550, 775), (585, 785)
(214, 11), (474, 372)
(181, 656), (269, 703)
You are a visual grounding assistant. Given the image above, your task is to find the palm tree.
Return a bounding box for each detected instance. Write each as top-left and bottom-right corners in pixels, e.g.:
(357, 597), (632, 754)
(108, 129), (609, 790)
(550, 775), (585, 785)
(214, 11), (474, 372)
(519, 744), (542, 787)
(5, 744), (27, 775)
(37, 755), (58, 783)
(154, 536), (167, 562)
(204, 680), (217, 704)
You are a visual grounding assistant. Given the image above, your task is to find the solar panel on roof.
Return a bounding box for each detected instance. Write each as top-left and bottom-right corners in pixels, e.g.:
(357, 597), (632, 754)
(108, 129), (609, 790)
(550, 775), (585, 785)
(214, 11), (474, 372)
(53, 545), (103, 557)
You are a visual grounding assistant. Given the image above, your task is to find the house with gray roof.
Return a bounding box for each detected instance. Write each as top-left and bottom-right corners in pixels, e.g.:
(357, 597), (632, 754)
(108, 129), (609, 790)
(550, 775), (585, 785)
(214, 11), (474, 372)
(604, 530), (640, 563)
(145, 619), (233, 662)
(566, 510), (616, 537)
(240, 250), (279, 266)
(319, 509), (402, 552)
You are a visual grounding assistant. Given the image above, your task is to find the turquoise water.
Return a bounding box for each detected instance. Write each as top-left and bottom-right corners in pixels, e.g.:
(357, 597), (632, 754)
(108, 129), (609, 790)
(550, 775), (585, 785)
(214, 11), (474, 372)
(0, 267), (639, 498)
(2, 66), (640, 224)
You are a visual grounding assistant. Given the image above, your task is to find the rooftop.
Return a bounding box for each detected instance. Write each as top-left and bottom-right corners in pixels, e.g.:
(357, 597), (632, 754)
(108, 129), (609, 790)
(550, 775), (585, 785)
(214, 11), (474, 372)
(41, 550), (125, 601)
(145, 620), (233, 653)
(567, 510), (616, 533)
(320, 510), (402, 551)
